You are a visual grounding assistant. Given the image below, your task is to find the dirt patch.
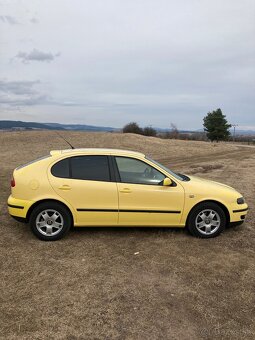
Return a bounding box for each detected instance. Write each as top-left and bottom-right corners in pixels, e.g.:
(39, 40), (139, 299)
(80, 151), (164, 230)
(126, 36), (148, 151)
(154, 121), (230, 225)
(189, 163), (224, 174)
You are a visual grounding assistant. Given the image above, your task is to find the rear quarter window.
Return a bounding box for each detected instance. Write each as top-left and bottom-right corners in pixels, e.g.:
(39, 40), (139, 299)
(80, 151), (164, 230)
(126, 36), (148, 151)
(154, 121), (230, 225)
(51, 158), (70, 178)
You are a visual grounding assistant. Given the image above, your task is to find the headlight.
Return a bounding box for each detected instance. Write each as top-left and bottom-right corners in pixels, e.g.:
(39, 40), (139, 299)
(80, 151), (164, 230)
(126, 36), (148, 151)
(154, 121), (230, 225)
(237, 197), (245, 204)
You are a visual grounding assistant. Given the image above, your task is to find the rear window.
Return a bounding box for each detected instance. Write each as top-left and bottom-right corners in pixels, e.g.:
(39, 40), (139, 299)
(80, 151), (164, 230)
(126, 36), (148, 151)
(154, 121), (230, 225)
(51, 155), (110, 182)
(16, 155), (51, 170)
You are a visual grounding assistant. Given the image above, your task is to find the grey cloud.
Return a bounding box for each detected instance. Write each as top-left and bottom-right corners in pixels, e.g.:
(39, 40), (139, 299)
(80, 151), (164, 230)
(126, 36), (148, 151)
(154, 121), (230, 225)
(0, 94), (49, 106)
(0, 80), (40, 95)
(0, 79), (49, 107)
(0, 80), (132, 108)
(16, 49), (60, 63)
(0, 15), (19, 25)
(0, 79), (81, 108)
(30, 17), (39, 24)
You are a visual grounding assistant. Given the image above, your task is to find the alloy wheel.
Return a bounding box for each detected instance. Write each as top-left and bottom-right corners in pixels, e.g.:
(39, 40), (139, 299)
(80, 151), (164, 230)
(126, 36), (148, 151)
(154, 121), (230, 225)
(195, 209), (221, 235)
(35, 209), (64, 236)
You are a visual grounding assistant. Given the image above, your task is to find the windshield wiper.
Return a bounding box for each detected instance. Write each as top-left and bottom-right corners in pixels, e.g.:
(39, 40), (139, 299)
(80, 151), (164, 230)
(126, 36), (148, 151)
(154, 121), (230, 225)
(177, 173), (190, 181)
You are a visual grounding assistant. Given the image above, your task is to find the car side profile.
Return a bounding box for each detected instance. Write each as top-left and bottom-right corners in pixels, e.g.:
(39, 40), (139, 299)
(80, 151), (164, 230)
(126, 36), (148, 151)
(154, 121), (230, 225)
(8, 148), (248, 241)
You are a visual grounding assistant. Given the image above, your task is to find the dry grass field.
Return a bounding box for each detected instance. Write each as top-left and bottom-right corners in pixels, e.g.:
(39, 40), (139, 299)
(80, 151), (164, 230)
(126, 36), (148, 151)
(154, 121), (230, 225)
(0, 131), (255, 340)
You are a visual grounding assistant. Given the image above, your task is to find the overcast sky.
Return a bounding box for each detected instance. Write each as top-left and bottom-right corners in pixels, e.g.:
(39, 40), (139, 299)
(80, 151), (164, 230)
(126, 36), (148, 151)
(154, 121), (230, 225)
(0, 0), (254, 130)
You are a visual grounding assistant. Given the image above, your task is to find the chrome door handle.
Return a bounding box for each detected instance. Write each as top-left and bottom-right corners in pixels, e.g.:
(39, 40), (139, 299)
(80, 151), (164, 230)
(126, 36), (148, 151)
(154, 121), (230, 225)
(58, 185), (71, 190)
(119, 188), (132, 193)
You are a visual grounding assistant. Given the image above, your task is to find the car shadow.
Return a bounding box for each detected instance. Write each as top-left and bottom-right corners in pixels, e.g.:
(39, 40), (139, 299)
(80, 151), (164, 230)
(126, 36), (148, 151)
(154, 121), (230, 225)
(70, 225), (187, 238)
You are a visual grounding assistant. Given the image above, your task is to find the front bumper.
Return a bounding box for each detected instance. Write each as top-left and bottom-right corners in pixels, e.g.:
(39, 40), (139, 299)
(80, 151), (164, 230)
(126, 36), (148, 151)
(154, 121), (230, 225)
(229, 203), (248, 223)
(228, 220), (245, 228)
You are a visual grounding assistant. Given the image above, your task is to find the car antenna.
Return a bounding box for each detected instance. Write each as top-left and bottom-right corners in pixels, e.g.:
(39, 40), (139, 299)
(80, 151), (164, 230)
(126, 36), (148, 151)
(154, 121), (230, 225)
(55, 131), (75, 149)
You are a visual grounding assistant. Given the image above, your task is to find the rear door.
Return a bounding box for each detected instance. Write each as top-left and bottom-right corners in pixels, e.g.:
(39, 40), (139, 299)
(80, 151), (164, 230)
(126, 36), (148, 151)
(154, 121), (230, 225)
(48, 155), (118, 226)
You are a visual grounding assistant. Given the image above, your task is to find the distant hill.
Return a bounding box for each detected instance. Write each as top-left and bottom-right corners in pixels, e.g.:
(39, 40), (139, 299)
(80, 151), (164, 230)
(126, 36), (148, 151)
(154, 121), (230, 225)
(196, 128), (255, 136)
(0, 120), (117, 132)
(1, 120), (254, 135)
(45, 122), (117, 132)
(231, 130), (255, 136)
(0, 120), (63, 130)
(0, 120), (197, 133)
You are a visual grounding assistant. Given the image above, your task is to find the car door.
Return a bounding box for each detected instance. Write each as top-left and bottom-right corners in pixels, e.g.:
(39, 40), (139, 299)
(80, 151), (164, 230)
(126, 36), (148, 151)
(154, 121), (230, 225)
(114, 156), (185, 226)
(48, 155), (118, 226)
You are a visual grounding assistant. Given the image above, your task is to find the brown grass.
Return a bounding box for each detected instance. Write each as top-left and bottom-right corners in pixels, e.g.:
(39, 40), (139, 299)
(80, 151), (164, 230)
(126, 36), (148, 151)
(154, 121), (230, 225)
(0, 131), (254, 340)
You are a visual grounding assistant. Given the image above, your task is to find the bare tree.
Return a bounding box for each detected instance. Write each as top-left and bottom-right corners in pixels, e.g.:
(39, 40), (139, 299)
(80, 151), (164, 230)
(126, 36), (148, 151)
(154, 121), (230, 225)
(169, 123), (179, 139)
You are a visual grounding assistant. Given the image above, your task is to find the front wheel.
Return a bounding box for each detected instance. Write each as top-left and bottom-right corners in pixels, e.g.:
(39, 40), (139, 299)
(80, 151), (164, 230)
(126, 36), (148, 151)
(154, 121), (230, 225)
(29, 202), (71, 241)
(187, 202), (226, 238)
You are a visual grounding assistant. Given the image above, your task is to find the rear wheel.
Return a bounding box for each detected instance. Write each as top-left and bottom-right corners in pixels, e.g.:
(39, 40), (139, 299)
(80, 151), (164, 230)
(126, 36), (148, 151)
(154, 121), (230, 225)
(187, 202), (226, 238)
(30, 202), (71, 241)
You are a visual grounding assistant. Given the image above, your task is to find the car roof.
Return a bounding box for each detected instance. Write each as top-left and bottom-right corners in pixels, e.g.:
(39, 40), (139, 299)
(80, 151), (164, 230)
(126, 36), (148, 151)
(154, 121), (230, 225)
(50, 148), (145, 158)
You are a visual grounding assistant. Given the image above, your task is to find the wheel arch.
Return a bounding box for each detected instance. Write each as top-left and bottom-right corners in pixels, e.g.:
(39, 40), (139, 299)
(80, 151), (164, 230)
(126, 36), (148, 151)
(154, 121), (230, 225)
(26, 199), (74, 225)
(185, 200), (230, 227)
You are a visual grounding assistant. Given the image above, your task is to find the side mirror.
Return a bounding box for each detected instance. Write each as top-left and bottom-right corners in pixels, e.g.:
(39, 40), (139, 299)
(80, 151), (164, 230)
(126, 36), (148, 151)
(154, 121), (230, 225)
(163, 177), (172, 186)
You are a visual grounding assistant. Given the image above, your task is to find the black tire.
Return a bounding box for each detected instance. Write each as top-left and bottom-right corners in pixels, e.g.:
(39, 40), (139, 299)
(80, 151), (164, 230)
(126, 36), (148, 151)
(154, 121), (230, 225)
(29, 202), (72, 241)
(187, 202), (226, 238)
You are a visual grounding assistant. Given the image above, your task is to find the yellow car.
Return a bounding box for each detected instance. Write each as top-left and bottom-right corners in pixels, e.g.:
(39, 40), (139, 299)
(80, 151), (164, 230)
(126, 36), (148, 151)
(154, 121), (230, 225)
(8, 148), (248, 241)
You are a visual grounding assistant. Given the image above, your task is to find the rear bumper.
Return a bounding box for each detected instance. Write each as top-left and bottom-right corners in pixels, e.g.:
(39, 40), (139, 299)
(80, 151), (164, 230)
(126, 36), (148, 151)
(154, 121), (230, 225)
(7, 195), (34, 219)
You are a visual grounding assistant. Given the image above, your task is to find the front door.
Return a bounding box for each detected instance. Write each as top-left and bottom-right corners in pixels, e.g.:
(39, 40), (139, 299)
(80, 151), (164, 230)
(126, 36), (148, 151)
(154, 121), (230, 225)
(114, 156), (185, 226)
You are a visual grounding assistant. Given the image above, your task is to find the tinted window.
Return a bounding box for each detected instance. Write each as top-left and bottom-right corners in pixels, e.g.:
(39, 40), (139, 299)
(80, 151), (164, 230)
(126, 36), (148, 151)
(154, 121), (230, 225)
(115, 157), (165, 185)
(71, 156), (110, 181)
(51, 158), (70, 178)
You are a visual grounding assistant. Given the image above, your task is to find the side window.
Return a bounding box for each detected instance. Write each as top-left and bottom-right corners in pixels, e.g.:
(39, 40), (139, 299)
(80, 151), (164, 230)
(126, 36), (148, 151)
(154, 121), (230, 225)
(71, 155), (110, 181)
(51, 158), (70, 178)
(115, 157), (165, 185)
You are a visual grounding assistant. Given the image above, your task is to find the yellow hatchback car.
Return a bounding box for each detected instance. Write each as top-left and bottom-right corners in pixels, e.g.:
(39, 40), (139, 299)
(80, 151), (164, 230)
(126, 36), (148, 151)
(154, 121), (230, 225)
(8, 148), (248, 241)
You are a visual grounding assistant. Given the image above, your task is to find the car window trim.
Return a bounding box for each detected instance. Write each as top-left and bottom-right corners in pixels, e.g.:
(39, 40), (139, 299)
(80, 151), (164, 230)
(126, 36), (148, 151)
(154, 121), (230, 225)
(68, 157), (72, 178)
(110, 156), (121, 182)
(108, 156), (119, 182)
(50, 155), (176, 186)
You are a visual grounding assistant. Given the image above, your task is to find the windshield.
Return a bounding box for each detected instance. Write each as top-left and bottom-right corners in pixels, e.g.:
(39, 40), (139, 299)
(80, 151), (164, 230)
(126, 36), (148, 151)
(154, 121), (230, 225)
(146, 157), (184, 181)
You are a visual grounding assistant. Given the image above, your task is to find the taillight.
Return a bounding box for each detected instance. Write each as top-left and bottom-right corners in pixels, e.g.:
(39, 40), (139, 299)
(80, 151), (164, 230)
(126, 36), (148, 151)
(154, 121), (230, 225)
(11, 177), (15, 187)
